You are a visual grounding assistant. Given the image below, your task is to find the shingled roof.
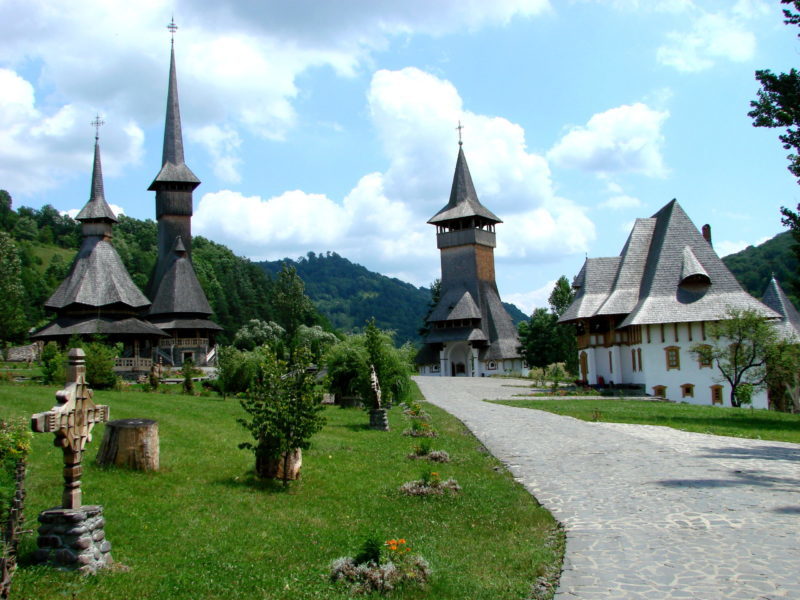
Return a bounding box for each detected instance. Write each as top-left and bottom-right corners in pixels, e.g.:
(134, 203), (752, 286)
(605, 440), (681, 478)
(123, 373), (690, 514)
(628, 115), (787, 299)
(761, 277), (800, 341)
(75, 140), (118, 223)
(45, 139), (149, 312)
(428, 146), (502, 225)
(560, 200), (779, 326)
(148, 236), (214, 318)
(148, 45), (200, 189)
(33, 316), (167, 339)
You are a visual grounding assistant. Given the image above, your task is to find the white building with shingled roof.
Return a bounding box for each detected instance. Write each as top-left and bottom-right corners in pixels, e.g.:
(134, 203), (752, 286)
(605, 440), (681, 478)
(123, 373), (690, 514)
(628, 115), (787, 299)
(559, 199), (784, 409)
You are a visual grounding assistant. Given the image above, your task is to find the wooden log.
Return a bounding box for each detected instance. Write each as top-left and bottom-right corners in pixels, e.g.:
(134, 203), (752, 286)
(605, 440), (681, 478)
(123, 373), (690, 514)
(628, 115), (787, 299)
(96, 419), (159, 471)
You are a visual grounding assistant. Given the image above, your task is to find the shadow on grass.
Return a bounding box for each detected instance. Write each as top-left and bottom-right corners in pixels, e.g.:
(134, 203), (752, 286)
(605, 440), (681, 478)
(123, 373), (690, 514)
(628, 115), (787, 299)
(341, 422), (372, 432)
(215, 473), (295, 493)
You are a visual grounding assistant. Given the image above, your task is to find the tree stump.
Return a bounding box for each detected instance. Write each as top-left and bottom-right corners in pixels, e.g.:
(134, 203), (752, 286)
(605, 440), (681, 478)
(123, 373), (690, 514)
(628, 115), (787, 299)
(96, 419), (159, 471)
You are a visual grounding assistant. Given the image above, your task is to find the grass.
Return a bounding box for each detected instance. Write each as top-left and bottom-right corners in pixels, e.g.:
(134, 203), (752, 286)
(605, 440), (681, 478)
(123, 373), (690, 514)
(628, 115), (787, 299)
(2, 381), (562, 600)
(29, 244), (75, 275)
(491, 398), (800, 444)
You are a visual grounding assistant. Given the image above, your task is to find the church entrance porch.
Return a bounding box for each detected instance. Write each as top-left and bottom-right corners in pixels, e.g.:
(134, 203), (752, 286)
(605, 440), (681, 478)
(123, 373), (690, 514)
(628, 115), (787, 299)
(446, 342), (473, 377)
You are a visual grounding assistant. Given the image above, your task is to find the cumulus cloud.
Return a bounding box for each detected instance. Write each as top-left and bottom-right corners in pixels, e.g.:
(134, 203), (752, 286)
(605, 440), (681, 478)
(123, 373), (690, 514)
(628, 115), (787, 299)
(196, 66), (594, 287)
(548, 103), (669, 177)
(0, 0), (549, 196)
(505, 279), (557, 316)
(657, 9), (758, 72)
(715, 236), (770, 258)
(0, 68), (143, 196)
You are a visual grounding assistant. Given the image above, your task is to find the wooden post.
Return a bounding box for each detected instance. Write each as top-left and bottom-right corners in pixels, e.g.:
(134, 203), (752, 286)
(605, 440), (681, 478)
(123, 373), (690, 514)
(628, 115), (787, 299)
(96, 419), (159, 471)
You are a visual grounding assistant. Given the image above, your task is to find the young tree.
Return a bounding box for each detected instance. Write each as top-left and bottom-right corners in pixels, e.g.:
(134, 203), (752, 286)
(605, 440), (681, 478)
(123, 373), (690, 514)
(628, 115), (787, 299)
(690, 308), (779, 407)
(272, 263), (316, 350)
(237, 347), (325, 485)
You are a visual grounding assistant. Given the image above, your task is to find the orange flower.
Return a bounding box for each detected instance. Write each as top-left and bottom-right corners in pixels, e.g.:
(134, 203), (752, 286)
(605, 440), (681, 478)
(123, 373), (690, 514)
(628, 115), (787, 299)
(398, 539), (406, 544)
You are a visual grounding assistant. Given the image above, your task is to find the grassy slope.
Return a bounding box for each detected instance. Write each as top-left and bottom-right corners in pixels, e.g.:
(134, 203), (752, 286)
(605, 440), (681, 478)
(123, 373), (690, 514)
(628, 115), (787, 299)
(29, 244), (75, 274)
(4, 383), (561, 600)
(492, 398), (800, 444)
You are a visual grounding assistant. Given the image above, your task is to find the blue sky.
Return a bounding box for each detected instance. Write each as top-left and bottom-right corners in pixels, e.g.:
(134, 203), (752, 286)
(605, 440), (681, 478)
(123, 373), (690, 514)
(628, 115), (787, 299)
(1, 0), (798, 313)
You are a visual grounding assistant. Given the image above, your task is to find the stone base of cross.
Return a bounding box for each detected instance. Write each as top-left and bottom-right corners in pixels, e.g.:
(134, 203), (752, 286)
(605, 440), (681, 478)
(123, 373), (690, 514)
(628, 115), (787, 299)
(30, 348), (113, 573)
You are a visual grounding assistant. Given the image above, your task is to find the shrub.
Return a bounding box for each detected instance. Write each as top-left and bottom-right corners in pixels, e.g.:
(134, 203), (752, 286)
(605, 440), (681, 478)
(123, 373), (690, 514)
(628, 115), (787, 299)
(399, 469), (461, 496)
(39, 342), (63, 385)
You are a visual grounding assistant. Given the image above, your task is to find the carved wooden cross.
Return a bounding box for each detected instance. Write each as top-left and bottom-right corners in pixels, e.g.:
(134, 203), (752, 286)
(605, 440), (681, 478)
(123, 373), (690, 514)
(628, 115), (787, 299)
(31, 348), (109, 509)
(370, 364), (382, 409)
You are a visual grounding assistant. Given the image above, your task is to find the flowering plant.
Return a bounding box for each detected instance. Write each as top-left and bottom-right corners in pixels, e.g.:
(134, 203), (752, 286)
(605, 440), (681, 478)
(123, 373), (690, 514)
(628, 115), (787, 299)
(330, 536), (430, 594)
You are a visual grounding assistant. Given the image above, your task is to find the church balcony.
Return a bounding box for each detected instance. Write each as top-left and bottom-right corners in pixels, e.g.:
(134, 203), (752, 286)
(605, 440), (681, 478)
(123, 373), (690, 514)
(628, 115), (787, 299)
(115, 357), (153, 371)
(437, 228), (496, 249)
(158, 337), (209, 349)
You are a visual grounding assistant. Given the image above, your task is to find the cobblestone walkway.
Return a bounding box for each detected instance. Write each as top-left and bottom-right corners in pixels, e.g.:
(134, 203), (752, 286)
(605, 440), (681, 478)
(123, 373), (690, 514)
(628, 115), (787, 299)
(414, 377), (800, 600)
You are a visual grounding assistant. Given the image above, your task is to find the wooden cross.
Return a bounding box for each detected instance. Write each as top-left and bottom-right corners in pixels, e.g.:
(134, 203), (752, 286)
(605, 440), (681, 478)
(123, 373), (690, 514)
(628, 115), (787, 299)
(91, 115), (104, 141)
(167, 16), (178, 45)
(456, 120), (464, 146)
(370, 365), (382, 409)
(31, 348), (109, 509)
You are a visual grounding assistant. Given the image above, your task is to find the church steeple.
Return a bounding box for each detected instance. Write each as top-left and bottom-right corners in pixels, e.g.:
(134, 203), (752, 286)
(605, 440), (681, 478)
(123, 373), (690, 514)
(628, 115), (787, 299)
(148, 19), (200, 293)
(148, 36), (199, 190)
(428, 145), (501, 227)
(75, 122), (118, 237)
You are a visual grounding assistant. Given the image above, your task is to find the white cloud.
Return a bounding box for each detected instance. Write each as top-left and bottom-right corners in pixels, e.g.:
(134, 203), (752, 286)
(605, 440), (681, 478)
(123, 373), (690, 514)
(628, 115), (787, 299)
(657, 11), (757, 72)
(195, 66), (594, 286)
(0, 0), (550, 195)
(0, 68), (143, 196)
(189, 125), (242, 183)
(715, 236), (770, 257)
(548, 103), (669, 177)
(601, 195), (642, 210)
(505, 279), (557, 315)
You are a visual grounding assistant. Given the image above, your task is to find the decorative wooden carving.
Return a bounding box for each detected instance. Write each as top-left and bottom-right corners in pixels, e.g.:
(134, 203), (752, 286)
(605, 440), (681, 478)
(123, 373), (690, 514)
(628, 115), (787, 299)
(31, 348), (109, 509)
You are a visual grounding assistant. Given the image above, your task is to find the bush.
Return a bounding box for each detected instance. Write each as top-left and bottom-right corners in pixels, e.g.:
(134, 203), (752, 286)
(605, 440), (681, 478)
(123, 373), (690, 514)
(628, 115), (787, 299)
(39, 342), (63, 385)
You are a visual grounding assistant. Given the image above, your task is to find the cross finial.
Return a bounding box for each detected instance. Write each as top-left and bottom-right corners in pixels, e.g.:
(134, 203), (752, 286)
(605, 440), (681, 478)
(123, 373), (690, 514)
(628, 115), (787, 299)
(167, 16), (178, 45)
(91, 114), (105, 141)
(456, 120), (464, 146)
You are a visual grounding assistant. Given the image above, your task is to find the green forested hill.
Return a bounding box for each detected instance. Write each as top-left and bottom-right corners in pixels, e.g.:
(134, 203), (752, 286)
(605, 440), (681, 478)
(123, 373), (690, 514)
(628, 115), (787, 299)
(722, 231), (799, 307)
(257, 252), (529, 343)
(0, 190), (278, 344)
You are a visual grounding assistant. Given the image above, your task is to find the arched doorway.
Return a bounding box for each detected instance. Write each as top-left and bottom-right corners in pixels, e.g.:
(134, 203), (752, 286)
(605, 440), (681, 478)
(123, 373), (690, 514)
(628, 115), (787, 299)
(446, 342), (471, 377)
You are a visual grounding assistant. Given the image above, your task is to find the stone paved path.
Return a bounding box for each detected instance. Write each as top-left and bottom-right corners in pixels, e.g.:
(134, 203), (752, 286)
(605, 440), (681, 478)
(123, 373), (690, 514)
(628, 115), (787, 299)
(414, 376), (800, 600)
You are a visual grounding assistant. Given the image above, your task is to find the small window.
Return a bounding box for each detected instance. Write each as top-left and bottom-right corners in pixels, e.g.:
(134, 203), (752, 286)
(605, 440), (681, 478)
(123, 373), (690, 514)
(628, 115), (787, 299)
(486, 360), (497, 371)
(653, 385), (667, 398)
(431, 364), (440, 373)
(631, 349), (636, 372)
(681, 383), (694, 398)
(637, 348), (642, 371)
(608, 351), (613, 373)
(711, 385), (723, 405)
(696, 345), (712, 368)
(664, 346), (680, 370)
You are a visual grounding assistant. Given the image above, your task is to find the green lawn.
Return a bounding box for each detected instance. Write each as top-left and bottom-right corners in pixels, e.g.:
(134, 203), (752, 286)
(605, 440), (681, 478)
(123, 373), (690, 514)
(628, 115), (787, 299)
(3, 382), (562, 600)
(491, 398), (800, 444)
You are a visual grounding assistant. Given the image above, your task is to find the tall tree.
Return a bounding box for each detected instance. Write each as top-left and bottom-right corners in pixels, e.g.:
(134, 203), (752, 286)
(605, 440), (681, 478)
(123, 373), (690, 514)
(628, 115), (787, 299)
(690, 308), (779, 407)
(749, 1), (800, 293)
(272, 263), (316, 349)
(0, 232), (27, 344)
(518, 276), (578, 374)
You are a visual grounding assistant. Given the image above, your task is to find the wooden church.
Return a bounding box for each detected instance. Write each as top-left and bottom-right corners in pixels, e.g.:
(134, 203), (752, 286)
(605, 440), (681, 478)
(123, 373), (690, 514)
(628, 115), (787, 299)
(416, 143), (526, 377)
(33, 26), (220, 369)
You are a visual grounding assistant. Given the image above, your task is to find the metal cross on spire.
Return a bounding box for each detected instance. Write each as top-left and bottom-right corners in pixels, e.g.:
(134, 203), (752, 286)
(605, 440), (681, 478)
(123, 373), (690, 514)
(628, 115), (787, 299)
(456, 120), (464, 146)
(91, 114), (105, 141)
(167, 16), (178, 45)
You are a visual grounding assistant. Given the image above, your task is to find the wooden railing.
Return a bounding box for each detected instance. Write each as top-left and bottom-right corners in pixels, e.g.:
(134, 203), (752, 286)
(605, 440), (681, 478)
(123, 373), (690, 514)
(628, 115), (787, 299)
(158, 338), (209, 349)
(115, 357), (153, 370)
